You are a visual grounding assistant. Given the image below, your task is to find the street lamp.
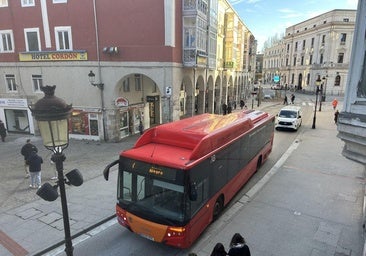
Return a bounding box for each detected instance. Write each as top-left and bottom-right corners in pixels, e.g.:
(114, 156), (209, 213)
(88, 70), (107, 141)
(88, 70), (104, 90)
(311, 76), (322, 129)
(29, 85), (83, 256)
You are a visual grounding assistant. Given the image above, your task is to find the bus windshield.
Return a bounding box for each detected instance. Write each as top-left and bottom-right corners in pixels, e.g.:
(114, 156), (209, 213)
(118, 158), (188, 226)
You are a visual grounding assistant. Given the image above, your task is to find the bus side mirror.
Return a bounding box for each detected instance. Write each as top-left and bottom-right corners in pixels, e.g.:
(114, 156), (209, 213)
(189, 182), (198, 201)
(103, 160), (119, 181)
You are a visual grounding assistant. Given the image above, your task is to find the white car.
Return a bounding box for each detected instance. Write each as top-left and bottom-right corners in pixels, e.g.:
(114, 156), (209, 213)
(275, 106), (302, 131)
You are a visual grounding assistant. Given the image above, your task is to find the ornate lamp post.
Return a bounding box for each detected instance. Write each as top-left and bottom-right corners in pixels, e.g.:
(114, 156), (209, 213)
(88, 70), (107, 141)
(311, 76), (322, 129)
(30, 85), (83, 256)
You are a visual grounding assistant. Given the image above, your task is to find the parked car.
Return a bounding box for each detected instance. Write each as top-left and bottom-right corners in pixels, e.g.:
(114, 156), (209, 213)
(275, 106), (302, 131)
(271, 84), (282, 90)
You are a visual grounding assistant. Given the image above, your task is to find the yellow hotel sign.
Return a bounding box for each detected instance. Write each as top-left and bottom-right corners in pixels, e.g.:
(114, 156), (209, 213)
(19, 51), (88, 61)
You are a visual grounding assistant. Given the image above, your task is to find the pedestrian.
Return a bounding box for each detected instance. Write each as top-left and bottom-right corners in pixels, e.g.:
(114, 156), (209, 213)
(291, 94), (295, 104)
(138, 120), (144, 135)
(334, 110), (339, 124)
(26, 150), (43, 189)
(332, 98), (338, 110)
(210, 242), (227, 256)
(0, 120), (6, 142)
(227, 102), (232, 114)
(222, 103), (227, 115)
(228, 233), (251, 256)
(240, 100), (245, 109)
(283, 95), (288, 105)
(21, 139), (38, 178)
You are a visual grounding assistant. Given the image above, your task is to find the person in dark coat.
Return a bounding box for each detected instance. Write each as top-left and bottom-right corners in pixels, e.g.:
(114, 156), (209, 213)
(138, 120), (144, 135)
(227, 102), (232, 114)
(26, 151), (43, 189)
(240, 100), (245, 109)
(291, 94), (295, 104)
(228, 233), (251, 256)
(222, 103), (227, 115)
(211, 242), (227, 256)
(21, 139), (38, 178)
(334, 110), (339, 124)
(0, 120), (6, 142)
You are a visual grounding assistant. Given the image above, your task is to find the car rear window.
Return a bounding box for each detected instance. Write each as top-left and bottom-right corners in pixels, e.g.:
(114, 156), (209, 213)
(279, 110), (297, 118)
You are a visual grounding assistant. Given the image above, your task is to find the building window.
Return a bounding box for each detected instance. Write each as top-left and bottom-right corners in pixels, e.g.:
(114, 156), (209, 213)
(0, 0), (8, 7)
(5, 74), (17, 92)
(321, 35), (326, 46)
(301, 56), (304, 65)
(24, 28), (40, 51)
(135, 74), (141, 91)
(21, 0), (35, 7)
(0, 30), (14, 52)
(184, 27), (196, 48)
(286, 58), (289, 66)
(302, 40), (306, 50)
(340, 33), (347, 45)
(343, 18), (349, 22)
(309, 55), (313, 65)
(320, 54), (323, 64)
(293, 57), (296, 66)
(55, 26), (72, 50)
(294, 42), (298, 51)
(32, 75), (43, 92)
(311, 38), (314, 48)
(338, 53), (344, 63)
(123, 78), (130, 92)
(53, 0), (67, 3)
(334, 75), (341, 86)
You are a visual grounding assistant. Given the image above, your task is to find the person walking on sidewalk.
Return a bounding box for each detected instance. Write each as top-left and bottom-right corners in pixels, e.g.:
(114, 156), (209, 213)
(228, 233), (251, 256)
(210, 242), (227, 256)
(332, 98), (338, 110)
(26, 150), (43, 189)
(291, 94), (295, 104)
(334, 110), (340, 124)
(0, 120), (6, 142)
(21, 139), (38, 178)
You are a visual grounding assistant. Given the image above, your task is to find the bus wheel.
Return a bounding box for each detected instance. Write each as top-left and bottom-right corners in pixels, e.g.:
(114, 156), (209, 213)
(256, 156), (262, 172)
(213, 196), (224, 221)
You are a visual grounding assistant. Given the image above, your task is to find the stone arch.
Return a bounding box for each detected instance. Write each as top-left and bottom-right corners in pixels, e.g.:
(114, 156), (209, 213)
(113, 73), (161, 140)
(196, 75), (205, 114)
(206, 75), (214, 113)
(214, 75), (221, 114)
(181, 75), (193, 118)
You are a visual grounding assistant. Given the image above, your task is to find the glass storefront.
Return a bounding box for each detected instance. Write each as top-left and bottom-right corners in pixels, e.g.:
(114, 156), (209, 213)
(4, 109), (30, 133)
(69, 110), (100, 138)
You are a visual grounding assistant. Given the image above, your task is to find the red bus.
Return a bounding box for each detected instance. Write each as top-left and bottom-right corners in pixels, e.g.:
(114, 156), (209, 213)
(103, 110), (274, 248)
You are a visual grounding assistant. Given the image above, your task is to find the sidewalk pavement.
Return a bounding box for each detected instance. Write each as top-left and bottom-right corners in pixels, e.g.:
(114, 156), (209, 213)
(0, 98), (365, 256)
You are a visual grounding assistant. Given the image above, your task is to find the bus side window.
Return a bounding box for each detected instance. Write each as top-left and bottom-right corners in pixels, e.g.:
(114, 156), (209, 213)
(189, 178), (209, 217)
(189, 182), (198, 201)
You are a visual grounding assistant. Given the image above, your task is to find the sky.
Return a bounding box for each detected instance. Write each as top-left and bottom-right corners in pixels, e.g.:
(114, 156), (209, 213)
(228, 0), (359, 52)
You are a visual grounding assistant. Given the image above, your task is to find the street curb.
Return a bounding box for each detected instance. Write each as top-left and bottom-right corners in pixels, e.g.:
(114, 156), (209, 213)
(33, 214), (116, 256)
